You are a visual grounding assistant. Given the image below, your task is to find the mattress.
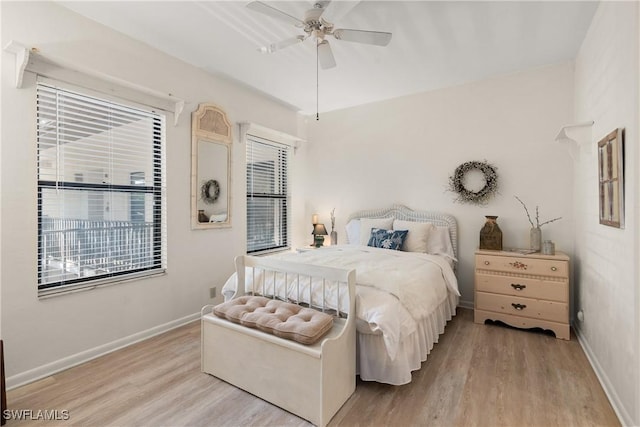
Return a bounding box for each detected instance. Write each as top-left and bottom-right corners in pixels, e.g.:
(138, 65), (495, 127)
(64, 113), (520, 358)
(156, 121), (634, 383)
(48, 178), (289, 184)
(222, 244), (459, 384)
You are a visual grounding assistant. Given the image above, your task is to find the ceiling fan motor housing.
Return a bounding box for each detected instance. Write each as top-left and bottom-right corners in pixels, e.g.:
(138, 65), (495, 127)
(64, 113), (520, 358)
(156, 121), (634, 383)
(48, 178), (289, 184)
(304, 7), (329, 35)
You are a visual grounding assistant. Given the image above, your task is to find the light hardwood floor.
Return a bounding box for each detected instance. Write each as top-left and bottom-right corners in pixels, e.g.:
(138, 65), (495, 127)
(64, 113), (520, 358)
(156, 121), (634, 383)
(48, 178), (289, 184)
(6, 309), (619, 426)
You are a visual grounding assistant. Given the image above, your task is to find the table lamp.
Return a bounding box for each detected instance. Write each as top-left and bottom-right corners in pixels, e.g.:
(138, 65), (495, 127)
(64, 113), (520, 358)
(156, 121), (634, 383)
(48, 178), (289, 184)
(312, 223), (328, 248)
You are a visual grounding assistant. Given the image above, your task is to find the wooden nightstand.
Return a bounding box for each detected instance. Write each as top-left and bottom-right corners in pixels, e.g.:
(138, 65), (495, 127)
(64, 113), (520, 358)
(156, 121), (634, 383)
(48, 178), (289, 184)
(474, 249), (570, 340)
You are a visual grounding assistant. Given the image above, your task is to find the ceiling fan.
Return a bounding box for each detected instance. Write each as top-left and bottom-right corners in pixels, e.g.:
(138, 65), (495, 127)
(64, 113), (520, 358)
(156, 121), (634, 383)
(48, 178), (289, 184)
(246, 1), (393, 69)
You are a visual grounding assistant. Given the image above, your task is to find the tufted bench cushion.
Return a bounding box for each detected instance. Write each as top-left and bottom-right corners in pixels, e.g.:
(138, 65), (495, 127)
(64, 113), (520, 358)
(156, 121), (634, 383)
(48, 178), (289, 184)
(213, 296), (334, 345)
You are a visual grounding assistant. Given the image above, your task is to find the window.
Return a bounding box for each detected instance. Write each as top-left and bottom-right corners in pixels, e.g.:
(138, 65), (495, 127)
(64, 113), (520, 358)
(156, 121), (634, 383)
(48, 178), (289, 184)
(246, 135), (291, 253)
(37, 82), (166, 294)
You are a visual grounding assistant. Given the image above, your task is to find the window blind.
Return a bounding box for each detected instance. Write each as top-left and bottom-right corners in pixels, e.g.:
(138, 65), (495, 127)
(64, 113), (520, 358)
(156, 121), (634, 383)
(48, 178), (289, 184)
(36, 82), (167, 294)
(246, 135), (291, 254)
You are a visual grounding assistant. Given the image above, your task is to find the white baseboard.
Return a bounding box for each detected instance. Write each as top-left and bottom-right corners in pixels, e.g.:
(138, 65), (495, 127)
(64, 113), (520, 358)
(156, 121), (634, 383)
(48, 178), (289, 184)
(574, 325), (632, 426)
(6, 312), (200, 390)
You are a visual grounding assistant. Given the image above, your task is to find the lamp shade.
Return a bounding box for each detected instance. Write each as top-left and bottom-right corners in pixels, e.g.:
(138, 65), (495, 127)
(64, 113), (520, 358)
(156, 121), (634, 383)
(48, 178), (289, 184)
(312, 223), (328, 236)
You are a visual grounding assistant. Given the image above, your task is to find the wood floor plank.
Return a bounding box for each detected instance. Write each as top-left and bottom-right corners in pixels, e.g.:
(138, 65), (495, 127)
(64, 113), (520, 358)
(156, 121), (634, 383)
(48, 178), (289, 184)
(5, 309), (620, 426)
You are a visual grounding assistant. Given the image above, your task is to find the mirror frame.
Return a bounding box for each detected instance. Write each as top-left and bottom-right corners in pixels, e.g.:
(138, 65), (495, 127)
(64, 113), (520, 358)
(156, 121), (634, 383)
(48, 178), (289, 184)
(598, 128), (625, 228)
(191, 103), (232, 229)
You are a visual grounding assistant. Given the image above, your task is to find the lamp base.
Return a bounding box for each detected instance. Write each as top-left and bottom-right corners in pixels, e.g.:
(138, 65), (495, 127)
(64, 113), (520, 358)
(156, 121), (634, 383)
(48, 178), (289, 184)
(313, 234), (325, 248)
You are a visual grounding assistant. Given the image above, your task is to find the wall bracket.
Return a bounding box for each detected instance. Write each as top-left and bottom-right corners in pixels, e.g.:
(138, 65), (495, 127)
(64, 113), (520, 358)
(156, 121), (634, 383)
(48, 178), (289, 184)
(555, 120), (594, 159)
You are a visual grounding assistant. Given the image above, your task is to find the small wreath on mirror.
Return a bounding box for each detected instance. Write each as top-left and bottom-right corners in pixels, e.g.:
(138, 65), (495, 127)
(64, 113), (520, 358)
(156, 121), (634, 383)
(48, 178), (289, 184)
(448, 160), (498, 205)
(200, 179), (220, 204)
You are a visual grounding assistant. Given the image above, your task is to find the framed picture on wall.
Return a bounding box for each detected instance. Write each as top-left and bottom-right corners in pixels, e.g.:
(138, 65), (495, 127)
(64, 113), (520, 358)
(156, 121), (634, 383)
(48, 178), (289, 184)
(598, 128), (624, 228)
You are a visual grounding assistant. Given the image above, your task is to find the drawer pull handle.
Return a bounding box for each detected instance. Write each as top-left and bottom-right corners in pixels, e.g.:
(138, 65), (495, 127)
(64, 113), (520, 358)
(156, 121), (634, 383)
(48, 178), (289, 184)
(511, 303), (527, 310)
(484, 261), (490, 265)
(551, 266), (558, 272)
(511, 284), (526, 291)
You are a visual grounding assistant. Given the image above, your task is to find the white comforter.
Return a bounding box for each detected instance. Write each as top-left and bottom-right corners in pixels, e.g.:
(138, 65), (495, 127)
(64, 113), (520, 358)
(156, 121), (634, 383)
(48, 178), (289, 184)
(222, 245), (459, 360)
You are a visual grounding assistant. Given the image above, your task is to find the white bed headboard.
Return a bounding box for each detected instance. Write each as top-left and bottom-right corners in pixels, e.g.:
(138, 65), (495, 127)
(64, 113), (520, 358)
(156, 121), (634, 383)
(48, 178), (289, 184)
(346, 204), (458, 261)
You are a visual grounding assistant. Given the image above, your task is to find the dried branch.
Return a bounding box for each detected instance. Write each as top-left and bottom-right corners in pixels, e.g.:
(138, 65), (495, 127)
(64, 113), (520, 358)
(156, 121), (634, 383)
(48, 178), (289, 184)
(539, 216), (563, 227)
(515, 195), (562, 228)
(514, 196), (535, 228)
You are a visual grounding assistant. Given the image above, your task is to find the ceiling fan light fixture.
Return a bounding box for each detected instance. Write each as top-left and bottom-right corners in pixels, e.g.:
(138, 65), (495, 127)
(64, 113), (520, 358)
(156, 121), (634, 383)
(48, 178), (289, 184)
(317, 40), (336, 69)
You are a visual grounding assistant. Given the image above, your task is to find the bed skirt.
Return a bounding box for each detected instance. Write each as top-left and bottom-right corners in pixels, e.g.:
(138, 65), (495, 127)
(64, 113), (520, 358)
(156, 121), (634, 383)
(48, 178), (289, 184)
(356, 292), (458, 385)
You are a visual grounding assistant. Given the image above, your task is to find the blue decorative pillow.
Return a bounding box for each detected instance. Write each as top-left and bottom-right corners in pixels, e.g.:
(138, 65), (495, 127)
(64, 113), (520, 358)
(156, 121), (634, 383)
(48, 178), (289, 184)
(367, 228), (409, 250)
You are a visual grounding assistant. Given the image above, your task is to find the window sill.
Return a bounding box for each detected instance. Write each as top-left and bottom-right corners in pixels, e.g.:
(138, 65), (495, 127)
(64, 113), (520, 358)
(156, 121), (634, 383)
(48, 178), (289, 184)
(247, 247), (291, 257)
(38, 269), (167, 299)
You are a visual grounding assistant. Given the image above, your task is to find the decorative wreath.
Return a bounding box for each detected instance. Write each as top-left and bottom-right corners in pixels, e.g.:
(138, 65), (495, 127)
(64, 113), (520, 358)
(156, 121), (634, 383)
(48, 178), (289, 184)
(200, 179), (220, 204)
(448, 160), (498, 205)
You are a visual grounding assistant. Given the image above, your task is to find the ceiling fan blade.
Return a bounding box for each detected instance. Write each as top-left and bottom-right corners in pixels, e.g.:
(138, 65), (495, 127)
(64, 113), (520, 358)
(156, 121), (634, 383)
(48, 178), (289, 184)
(333, 29), (392, 46)
(258, 35), (306, 53)
(315, 0), (332, 11)
(317, 40), (336, 70)
(321, 1), (360, 25)
(246, 1), (304, 27)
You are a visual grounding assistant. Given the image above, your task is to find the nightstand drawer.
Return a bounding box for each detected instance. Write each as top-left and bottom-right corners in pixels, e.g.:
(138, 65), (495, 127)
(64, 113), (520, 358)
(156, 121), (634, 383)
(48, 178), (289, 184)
(475, 273), (568, 302)
(476, 254), (568, 278)
(476, 291), (568, 323)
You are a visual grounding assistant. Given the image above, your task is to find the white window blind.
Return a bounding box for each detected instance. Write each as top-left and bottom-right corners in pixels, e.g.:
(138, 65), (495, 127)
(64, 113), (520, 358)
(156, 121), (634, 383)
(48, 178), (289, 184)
(37, 82), (167, 294)
(246, 135), (291, 254)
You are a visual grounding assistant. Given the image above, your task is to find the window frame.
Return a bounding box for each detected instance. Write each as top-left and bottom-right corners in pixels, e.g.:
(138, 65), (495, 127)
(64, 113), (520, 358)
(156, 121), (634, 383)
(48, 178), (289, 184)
(246, 134), (291, 255)
(36, 80), (167, 296)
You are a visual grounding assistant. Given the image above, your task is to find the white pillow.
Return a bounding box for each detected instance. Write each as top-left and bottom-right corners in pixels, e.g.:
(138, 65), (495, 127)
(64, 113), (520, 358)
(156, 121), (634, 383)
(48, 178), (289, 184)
(359, 217), (394, 245)
(427, 226), (456, 260)
(393, 220), (435, 253)
(345, 219), (360, 244)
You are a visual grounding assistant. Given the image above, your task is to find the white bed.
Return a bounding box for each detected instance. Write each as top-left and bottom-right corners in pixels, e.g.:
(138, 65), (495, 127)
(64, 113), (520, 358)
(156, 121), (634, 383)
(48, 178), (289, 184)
(222, 205), (459, 385)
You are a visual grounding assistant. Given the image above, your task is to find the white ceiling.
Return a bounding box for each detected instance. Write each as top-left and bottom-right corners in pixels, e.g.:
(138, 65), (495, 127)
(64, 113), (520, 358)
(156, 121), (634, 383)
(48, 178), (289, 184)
(58, 1), (598, 115)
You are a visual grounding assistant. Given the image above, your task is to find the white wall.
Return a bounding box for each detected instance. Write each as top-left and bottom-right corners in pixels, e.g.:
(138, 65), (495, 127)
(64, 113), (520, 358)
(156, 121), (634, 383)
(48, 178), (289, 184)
(573, 2), (639, 425)
(295, 63), (575, 306)
(0, 1), (300, 385)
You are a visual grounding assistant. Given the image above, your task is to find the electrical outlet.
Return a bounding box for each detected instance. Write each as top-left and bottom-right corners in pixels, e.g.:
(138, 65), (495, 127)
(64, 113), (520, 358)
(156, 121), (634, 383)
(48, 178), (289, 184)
(209, 287), (217, 299)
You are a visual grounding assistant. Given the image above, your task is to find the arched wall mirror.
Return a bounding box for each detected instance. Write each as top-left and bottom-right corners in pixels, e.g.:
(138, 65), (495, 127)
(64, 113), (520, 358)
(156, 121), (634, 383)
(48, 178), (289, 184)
(192, 103), (232, 229)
